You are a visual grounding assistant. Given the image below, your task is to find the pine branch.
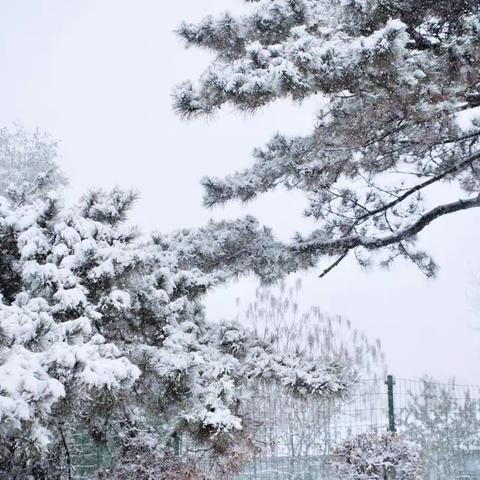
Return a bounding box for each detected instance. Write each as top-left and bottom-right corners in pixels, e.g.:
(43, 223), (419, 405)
(295, 194), (480, 255)
(356, 152), (480, 223)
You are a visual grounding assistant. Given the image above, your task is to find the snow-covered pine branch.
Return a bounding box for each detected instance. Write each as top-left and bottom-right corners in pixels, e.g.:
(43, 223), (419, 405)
(175, 0), (480, 277)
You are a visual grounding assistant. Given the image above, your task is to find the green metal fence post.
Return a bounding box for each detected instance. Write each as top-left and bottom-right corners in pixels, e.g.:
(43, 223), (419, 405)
(173, 433), (181, 456)
(385, 375), (396, 433)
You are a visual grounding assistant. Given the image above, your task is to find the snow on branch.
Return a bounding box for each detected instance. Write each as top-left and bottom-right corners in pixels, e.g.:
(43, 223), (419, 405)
(176, 0), (480, 276)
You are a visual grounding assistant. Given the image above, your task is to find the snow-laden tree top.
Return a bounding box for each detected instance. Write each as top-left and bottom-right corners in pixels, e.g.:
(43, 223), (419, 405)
(175, 0), (480, 276)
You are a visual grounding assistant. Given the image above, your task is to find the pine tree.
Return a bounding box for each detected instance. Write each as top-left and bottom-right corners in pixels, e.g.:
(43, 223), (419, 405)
(175, 0), (480, 277)
(0, 129), (355, 479)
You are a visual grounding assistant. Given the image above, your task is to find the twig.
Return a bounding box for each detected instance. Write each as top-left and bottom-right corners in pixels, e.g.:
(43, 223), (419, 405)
(319, 250), (349, 278)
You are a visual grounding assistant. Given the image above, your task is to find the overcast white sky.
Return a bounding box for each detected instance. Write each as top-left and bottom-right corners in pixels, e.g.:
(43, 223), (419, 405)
(1, 0), (480, 383)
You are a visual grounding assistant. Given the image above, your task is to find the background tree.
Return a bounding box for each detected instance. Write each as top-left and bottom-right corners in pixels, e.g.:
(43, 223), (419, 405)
(238, 279), (386, 376)
(399, 378), (480, 480)
(233, 280), (386, 473)
(175, 0), (480, 278)
(0, 129), (355, 479)
(0, 125), (67, 199)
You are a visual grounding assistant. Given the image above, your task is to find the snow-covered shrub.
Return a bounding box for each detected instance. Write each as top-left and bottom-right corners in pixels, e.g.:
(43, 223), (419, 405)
(328, 432), (423, 480)
(94, 433), (207, 480)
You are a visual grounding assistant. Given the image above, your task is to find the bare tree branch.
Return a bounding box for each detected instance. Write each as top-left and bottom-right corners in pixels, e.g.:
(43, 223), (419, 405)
(319, 251), (349, 278)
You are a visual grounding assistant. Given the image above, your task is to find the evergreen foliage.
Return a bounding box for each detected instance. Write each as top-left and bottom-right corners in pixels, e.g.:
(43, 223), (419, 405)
(0, 130), (354, 478)
(175, 0), (480, 276)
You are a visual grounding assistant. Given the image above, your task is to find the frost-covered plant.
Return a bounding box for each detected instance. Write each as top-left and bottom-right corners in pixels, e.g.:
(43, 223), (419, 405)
(0, 125), (67, 199)
(94, 432), (208, 480)
(0, 133), (355, 478)
(328, 432), (423, 480)
(400, 378), (480, 480)
(175, 0), (480, 277)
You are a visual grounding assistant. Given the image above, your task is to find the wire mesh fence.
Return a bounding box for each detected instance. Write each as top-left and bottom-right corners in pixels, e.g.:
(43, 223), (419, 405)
(228, 378), (391, 480)
(225, 377), (480, 480)
(70, 431), (114, 480)
(70, 376), (480, 479)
